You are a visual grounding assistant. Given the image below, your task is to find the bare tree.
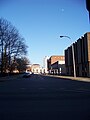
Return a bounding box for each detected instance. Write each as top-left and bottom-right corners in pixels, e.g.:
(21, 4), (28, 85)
(0, 18), (28, 73)
(13, 57), (30, 73)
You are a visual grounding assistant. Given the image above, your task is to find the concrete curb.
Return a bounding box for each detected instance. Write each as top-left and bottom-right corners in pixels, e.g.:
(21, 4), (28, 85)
(45, 75), (90, 82)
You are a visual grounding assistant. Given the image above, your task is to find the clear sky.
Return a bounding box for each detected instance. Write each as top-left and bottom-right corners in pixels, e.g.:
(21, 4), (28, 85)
(0, 0), (90, 66)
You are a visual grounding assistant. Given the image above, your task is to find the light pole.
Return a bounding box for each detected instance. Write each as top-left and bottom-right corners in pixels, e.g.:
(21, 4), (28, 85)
(60, 35), (76, 77)
(86, 0), (90, 22)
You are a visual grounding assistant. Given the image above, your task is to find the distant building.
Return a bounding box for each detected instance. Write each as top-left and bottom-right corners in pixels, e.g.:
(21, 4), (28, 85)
(47, 55), (66, 75)
(31, 64), (41, 74)
(51, 61), (66, 75)
(26, 64), (32, 73)
(65, 32), (90, 77)
(48, 55), (65, 65)
(86, 0), (90, 21)
(43, 56), (49, 73)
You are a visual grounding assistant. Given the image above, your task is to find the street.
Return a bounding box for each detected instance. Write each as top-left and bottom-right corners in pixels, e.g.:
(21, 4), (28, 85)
(0, 74), (90, 120)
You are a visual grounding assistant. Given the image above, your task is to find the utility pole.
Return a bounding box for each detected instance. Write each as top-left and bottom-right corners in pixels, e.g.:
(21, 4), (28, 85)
(60, 35), (76, 77)
(86, 0), (90, 22)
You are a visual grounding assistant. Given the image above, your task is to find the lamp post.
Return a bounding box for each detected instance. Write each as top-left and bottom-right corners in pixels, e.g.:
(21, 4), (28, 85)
(60, 35), (76, 77)
(86, 0), (90, 22)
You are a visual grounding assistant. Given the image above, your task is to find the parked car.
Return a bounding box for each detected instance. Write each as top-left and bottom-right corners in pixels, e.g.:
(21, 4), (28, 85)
(23, 72), (31, 78)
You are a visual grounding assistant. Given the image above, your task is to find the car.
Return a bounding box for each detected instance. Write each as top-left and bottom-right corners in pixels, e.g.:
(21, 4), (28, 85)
(23, 72), (31, 78)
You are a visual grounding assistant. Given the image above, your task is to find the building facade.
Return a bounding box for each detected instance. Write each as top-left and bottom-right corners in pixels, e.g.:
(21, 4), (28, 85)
(65, 32), (90, 77)
(47, 55), (66, 75)
(43, 56), (49, 74)
(51, 61), (66, 75)
(31, 64), (41, 74)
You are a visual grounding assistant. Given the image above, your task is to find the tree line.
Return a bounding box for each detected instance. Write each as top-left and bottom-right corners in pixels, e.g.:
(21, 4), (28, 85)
(0, 18), (29, 74)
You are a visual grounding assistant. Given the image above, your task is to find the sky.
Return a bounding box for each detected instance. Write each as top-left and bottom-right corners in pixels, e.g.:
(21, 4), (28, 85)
(0, 0), (90, 66)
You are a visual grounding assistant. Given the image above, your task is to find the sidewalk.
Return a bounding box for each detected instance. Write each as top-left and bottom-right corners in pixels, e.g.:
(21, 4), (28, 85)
(46, 74), (90, 82)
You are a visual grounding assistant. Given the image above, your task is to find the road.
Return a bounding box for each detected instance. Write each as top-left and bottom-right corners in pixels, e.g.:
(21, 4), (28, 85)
(0, 74), (90, 120)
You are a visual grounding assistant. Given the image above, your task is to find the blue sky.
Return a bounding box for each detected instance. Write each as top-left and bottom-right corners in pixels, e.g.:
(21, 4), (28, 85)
(0, 0), (90, 66)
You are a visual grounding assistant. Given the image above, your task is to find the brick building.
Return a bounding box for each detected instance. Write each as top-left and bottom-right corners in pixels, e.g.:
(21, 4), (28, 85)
(47, 55), (66, 75)
(65, 32), (90, 77)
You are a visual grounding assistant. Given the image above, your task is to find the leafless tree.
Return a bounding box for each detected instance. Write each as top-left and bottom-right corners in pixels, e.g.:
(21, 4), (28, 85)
(14, 57), (30, 73)
(0, 18), (28, 73)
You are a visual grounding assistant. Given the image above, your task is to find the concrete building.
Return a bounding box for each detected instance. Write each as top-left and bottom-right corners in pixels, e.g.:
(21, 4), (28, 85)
(47, 55), (66, 75)
(31, 64), (41, 74)
(65, 32), (90, 77)
(43, 56), (49, 74)
(51, 61), (66, 75)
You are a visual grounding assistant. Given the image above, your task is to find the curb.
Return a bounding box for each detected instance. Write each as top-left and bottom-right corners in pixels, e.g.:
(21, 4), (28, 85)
(45, 75), (90, 82)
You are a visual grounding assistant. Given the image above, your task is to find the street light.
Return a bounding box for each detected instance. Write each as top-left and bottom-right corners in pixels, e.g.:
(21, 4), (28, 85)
(60, 35), (71, 39)
(60, 35), (76, 77)
(86, 0), (90, 22)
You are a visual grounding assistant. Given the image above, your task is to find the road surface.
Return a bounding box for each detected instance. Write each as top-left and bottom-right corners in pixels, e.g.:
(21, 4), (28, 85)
(0, 74), (90, 120)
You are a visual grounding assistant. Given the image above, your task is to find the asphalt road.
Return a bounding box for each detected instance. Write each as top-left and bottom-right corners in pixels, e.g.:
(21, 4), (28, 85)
(0, 74), (90, 120)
